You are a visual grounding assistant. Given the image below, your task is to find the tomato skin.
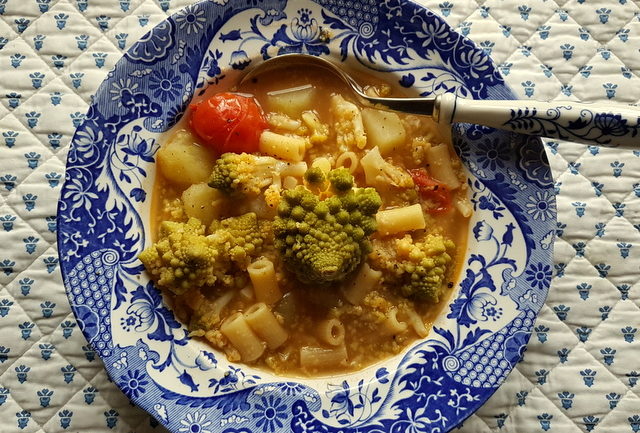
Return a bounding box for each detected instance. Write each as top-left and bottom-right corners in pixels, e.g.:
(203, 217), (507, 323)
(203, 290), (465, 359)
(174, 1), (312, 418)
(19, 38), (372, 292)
(190, 92), (267, 154)
(408, 168), (452, 213)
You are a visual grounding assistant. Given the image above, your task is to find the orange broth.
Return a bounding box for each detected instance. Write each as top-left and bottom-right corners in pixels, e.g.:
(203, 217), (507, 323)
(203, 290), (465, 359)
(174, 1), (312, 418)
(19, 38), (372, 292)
(148, 67), (469, 376)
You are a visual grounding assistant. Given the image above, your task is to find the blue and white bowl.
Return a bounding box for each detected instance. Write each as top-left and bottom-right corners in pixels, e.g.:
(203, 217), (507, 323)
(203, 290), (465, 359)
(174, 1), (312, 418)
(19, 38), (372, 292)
(57, 1), (555, 432)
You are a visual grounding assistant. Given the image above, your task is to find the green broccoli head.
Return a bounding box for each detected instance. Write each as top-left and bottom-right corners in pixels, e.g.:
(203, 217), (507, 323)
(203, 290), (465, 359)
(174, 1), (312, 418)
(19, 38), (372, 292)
(273, 169), (381, 285)
(369, 234), (455, 302)
(208, 153), (283, 196)
(139, 217), (220, 295)
(209, 212), (271, 267)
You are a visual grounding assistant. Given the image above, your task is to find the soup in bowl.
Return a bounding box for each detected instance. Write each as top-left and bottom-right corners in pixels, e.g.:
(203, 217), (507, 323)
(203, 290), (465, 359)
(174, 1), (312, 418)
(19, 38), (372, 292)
(144, 65), (471, 375)
(58, 1), (555, 432)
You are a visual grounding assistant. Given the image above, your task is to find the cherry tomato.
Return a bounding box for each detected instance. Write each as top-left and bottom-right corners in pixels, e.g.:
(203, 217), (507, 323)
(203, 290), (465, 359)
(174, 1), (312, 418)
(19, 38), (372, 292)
(190, 92), (267, 154)
(408, 168), (452, 213)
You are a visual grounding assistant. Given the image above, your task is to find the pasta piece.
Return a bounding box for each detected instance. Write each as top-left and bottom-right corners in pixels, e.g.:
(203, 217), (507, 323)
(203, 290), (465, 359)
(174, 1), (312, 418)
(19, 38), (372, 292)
(331, 94), (366, 150)
(267, 112), (302, 131)
(311, 157), (332, 173)
(280, 161), (308, 178)
(381, 307), (408, 336)
(300, 345), (347, 370)
(239, 286), (254, 302)
(220, 312), (265, 362)
(259, 130), (307, 162)
(335, 151), (359, 174)
(301, 111), (329, 144)
(283, 176), (298, 190)
(316, 318), (345, 346)
(454, 190), (473, 218)
(425, 144), (461, 189)
(342, 262), (382, 305)
(247, 258), (282, 304)
(402, 307), (429, 338)
(376, 204), (426, 236)
(244, 303), (288, 350)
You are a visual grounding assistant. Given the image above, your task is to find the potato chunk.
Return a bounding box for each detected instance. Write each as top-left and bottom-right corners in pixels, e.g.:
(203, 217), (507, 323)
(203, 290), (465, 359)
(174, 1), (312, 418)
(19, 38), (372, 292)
(267, 85), (316, 118)
(157, 130), (214, 185)
(181, 183), (223, 226)
(361, 108), (406, 155)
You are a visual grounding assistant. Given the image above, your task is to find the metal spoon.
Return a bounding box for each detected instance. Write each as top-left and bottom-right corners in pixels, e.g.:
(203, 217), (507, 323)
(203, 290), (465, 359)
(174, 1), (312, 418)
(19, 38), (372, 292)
(241, 53), (640, 149)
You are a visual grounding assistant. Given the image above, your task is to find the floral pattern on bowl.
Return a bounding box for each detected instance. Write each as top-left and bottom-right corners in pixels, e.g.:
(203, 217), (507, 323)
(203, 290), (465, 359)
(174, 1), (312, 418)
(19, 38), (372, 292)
(57, 1), (555, 432)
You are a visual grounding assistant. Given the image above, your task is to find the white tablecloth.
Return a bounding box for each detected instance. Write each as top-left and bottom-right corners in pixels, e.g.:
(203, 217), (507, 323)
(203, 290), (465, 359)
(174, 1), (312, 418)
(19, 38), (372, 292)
(0, 0), (638, 431)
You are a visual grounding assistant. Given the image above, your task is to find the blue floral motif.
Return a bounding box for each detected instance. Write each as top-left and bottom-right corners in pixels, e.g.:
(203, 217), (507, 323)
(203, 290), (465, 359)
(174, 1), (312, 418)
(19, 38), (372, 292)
(447, 221), (516, 328)
(175, 5), (207, 35)
(475, 138), (511, 170)
(516, 136), (553, 188)
(504, 106), (639, 147)
(126, 20), (175, 63)
(127, 283), (182, 342)
(593, 113), (629, 136)
(178, 412), (212, 433)
(525, 262), (553, 290)
(149, 69), (183, 102)
(525, 191), (556, 221)
(252, 396), (288, 432)
(277, 382), (305, 395)
(323, 376), (386, 426)
(119, 369), (149, 399)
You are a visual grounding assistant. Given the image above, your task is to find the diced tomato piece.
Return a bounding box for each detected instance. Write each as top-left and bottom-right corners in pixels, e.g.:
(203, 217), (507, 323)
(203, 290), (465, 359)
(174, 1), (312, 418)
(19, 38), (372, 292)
(189, 92), (268, 154)
(409, 168), (452, 213)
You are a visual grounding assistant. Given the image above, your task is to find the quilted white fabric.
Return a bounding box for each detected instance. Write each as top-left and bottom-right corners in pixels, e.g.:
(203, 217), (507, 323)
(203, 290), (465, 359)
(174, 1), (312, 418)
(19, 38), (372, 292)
(0, 0), (638, 432)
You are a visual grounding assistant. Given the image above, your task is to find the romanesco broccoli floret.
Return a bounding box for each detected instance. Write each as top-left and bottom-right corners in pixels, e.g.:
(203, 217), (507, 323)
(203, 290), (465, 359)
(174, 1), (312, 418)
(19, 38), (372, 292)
(209, 212), (271, 267)
(327, 167), (354, 193)
(369, 234), (455, 302)
(139, 213), (271, 295)
(303, 166), (326, 187)
(273, 168), (381, 285)
(139, 217), (220, 295)
(208, 153), (286, 196)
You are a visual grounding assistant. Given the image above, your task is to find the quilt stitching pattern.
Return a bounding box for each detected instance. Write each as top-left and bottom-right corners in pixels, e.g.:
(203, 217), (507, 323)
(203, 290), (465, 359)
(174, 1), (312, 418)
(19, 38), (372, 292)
(0, 0), (638, 432)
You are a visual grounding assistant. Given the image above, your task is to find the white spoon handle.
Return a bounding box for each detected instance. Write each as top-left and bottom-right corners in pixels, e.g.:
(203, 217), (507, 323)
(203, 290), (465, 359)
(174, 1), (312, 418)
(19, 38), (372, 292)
(437, 93), (640, 148)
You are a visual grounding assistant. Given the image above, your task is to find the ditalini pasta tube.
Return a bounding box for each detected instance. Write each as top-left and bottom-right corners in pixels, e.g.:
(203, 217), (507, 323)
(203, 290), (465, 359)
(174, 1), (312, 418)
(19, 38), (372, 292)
(280, 161), (308, 178)
(342, 263), (382, 305)
(247, 258), (282, 304)
(403, 307), (429, 338)
(300, 345), (348, 370)
(335, 151), (359, 174)
(316, 318), (345, 346)
(259, 130), (306, 162)
(244, 303), (288, 350)
(381, 307), (408, 336)
(376, 204), (426, 235)
(220, 312), (265, 362)
(425, 144), (460, 189)
(311, 157), (332, 173)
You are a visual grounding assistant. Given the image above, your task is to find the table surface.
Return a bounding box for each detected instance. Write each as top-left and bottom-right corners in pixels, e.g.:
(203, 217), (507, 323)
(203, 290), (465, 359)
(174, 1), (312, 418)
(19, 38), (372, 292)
(0, 0), (639, 432)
